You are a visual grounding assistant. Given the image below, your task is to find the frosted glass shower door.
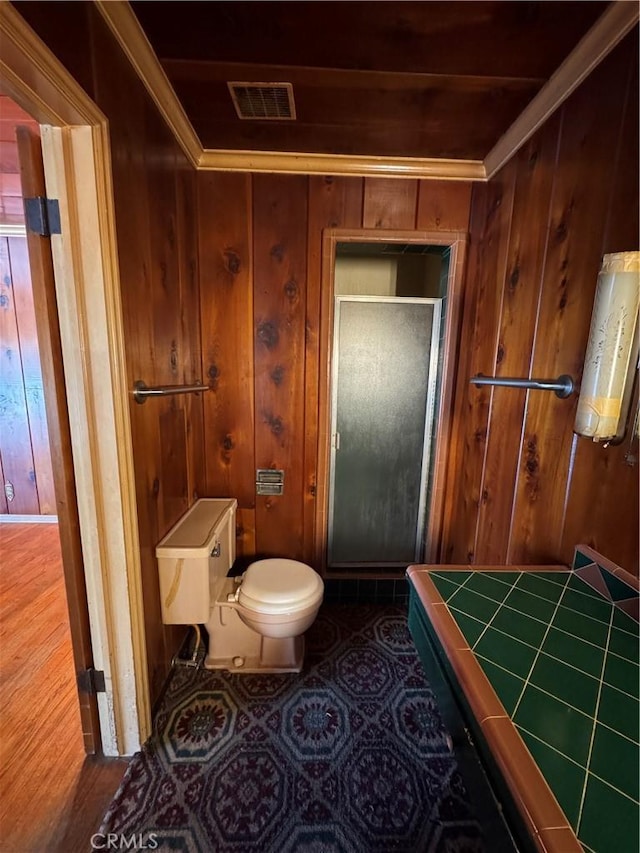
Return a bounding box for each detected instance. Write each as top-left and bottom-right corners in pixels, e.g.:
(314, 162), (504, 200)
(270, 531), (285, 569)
(328, 297), (441, 567)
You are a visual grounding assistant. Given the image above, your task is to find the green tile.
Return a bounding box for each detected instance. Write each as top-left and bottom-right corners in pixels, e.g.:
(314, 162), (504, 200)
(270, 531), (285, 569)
(431, 573), (465, 602)
(465, 572), (515, 603)
(483, 571), (523, 587)
(431, 570), (472, 584)
(559, 587), (613, 623)
(613, 608), (639, 635)
(541, 628), (605, 679)
(535, 571), (571, 586)
(491, 607), (548, 647)
(590, 724), (639, 801)
(603, 653), (639, 695)
(478, 658), (524, 715)
(597, 683), (639, 743)
(579, 775), (640, 853)
(608, 627), (640, 666)
(552, 606), (610, 648)
(519, 731), (585, 828)
(474, 627), (538, 679)
(446, 587), (501, 623)
(503, 587), (558, 622)
(530, 655), (600, 717)
(449, 608), (486, 646)
(513, 685), (593, 766)
(516, 572), (567, 604)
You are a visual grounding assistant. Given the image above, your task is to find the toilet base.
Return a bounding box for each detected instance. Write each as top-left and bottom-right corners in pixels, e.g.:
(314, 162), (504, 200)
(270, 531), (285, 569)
(204, 601), (304, 673)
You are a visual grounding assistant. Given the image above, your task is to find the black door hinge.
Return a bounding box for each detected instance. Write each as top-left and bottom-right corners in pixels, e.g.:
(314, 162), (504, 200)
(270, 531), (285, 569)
(77, 667), (106, 695)
(24, 196), (61, 237)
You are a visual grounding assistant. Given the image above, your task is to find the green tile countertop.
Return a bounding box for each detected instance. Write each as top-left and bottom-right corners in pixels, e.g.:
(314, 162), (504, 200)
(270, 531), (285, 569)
(426, 568), (639, 853)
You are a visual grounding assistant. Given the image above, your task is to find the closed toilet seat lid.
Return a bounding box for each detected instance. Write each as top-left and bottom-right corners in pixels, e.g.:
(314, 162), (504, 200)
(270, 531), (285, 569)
(239, 559), (324, 614)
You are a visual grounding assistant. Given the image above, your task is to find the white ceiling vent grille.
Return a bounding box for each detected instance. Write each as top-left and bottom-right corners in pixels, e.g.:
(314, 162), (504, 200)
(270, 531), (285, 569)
(228, 82), (296, 120)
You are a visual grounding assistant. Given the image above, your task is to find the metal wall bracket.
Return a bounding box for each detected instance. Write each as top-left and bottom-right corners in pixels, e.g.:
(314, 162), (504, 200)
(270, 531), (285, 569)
(470, 374), (574, 399)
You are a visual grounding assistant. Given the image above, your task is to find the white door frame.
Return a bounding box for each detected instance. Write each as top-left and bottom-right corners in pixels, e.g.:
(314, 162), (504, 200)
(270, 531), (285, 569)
(0, 3), (150, 755)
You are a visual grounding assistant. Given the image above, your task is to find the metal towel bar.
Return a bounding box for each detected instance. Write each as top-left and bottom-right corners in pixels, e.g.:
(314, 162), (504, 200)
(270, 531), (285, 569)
(133, 380), (209, 404)
(470, 374), (574, 398)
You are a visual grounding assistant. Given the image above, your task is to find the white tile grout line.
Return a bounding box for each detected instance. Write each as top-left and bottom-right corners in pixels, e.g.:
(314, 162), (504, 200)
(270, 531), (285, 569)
(510, 573), (574, 720)
(576, 606), (616, 834)
(512, 692), (640, 747)
(473, 639), (640, 703)
(517, 724), (640, 808)
(468, 577), (522, 650)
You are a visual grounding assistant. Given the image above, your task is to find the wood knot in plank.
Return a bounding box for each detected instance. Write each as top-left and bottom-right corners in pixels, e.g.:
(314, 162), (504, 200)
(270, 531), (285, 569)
(509, 264), (520, 289)
(270, 243), (285, 262)
(257, 321), (279, 350)
(284, 279), (299, 302)
(223, 249), (241, 275)
(496, 343), (505, 364)
(263, 411), (284, 437)
(270, 365), (285, 386)
(208, 363), (220, 389)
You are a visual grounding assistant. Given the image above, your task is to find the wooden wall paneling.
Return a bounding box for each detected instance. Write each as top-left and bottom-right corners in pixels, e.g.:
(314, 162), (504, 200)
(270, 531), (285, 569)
(253, 174), (308, 559)
(198, 171), (255, 519)
(175, 162), (205, 501)
(145, 104), (181, 389)
(0, 141), (19, 175)
(508, 44), (633, 565)
(0, 236), (39, 514)
(91, 16), (168, 699)
(363, 177), (418, 229)
(444, 164), (517, 563)
(474, 119), (560, 563)
(559, 43), (639, 575)
(0, 98), (35, 219)
(304, 176), (363, 566)
(7, 236), (56, 514)
(158, 403), (188, 535)
(416, 180), (472, 232)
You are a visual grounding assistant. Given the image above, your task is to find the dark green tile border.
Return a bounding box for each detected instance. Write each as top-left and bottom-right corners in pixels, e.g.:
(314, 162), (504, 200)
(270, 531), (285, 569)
(323, 577), (409, 605)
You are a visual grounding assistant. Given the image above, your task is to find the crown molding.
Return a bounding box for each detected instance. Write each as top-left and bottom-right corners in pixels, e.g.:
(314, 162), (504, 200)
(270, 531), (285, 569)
(484, 0), (639, 179)
(198, 148), (486, 181)
(95, 0), (202, 168)
(94, 0), (486, 181)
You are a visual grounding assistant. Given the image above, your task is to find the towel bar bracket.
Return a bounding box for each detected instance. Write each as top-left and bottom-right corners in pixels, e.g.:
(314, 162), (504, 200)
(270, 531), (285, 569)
(470, 374), (574, 398)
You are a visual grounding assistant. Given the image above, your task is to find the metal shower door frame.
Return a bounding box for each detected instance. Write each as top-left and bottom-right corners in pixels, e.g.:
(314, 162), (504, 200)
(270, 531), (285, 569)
(327, 295), (443, 567)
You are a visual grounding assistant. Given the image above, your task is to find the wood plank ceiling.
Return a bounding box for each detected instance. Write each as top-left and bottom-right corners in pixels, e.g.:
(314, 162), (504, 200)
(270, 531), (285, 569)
(130, 0), (608, 161)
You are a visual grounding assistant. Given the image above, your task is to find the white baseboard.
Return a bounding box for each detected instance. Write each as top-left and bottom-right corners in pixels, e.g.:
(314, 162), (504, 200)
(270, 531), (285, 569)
(0, 514), (58, 524)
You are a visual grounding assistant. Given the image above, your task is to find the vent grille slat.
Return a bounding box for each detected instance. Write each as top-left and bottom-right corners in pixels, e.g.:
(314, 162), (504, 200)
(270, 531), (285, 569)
(228, 82), (296, 120)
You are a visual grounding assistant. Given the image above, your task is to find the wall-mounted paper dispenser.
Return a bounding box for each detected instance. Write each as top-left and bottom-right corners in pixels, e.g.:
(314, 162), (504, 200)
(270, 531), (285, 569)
(575, 251), (640, 442)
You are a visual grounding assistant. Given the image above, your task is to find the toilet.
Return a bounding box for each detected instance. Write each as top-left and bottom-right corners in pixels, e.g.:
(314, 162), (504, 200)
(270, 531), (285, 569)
(155, 498), (324, 673)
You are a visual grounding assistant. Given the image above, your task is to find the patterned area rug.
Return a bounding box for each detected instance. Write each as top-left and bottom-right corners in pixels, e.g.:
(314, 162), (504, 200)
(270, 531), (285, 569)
(99, 605), (485, 851)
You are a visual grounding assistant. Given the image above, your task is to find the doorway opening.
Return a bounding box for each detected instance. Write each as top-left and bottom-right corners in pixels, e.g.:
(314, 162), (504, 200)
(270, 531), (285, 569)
(315, 230), (468, 577)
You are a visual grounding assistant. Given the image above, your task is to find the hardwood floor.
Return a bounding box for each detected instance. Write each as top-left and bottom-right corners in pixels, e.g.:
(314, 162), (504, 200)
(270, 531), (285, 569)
(0, 523), (128, 852)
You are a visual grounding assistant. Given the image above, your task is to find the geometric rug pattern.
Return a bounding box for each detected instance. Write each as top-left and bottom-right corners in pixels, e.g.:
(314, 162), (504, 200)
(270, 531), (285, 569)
(99, 605), (485, 851)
